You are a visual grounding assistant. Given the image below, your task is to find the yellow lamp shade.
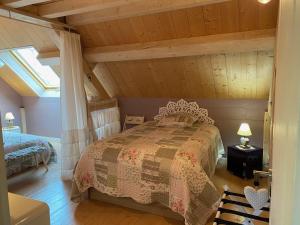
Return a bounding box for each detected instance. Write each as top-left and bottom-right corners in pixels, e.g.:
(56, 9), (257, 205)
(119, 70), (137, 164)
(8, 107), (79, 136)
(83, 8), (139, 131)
(237, 123), (252, 136)
(5, 112), (15, 121)
(258, 0), (271, 4)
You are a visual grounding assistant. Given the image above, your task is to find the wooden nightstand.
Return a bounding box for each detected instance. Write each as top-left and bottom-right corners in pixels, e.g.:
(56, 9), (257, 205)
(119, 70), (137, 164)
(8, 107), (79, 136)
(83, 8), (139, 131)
(2, 126), (21, 133)
(227, 145), (263, 179)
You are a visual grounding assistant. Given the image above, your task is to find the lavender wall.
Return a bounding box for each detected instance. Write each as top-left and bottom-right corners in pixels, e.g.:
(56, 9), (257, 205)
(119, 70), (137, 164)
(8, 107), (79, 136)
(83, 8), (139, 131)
(22, 97), (61, 138)
(118, 97), (267, 150)
(0, 79), (22, 127)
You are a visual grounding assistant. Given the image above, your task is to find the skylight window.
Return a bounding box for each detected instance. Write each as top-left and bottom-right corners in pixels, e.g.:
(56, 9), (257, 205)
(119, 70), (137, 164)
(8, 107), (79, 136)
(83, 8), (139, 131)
(12, 47), (60, 88)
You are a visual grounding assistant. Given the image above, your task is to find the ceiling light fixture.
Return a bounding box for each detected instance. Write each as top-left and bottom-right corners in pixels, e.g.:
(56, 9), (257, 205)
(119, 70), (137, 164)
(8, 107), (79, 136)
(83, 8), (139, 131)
(258, 0), (272, 4)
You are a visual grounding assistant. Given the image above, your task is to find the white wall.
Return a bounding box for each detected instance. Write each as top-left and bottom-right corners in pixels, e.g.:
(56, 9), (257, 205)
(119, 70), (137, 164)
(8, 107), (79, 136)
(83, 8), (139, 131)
(271, 1), (300, 224)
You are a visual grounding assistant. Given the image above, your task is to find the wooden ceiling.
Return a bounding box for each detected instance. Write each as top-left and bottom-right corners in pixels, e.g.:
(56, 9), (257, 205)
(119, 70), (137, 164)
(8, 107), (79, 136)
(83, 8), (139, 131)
(0, 0), (279, 100)
(96, 50), (274, 99)
(0, 65), (36, 96)
(75, 0), (278, 48)
(0, 16), (56, 51)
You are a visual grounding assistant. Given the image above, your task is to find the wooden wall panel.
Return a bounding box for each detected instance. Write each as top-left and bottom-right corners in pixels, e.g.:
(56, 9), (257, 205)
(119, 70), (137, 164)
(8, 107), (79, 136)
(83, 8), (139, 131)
(102, 50), (274, 99)
(76, 0), (279, 48)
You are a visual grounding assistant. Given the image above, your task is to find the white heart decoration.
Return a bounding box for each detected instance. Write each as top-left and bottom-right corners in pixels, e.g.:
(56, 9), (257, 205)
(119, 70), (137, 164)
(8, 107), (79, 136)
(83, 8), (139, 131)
(244, 186), (269, 210)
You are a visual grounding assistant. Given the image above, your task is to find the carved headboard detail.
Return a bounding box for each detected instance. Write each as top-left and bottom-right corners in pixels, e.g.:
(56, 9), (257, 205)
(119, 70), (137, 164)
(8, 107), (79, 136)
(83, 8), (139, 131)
(154, 99), (214, 125)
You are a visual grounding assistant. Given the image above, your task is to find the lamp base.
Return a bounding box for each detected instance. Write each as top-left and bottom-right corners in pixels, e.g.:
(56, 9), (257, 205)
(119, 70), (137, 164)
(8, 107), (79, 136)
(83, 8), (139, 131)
(240, 136), (250, 148)
(7, 120), (14, 128)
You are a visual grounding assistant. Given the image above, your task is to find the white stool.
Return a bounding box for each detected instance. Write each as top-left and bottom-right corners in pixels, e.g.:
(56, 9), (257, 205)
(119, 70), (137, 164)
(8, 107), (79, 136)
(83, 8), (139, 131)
(9, 193), (50, 225)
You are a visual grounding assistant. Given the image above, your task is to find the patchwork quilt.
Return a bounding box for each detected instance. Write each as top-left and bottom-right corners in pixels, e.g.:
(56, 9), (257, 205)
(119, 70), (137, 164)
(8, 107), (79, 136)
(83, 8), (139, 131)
(72, 121), (224, 225)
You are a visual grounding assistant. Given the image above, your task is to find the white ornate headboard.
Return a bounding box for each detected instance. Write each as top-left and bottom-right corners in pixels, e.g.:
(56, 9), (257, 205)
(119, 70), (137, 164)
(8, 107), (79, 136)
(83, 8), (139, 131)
(154, 99), (215, 125)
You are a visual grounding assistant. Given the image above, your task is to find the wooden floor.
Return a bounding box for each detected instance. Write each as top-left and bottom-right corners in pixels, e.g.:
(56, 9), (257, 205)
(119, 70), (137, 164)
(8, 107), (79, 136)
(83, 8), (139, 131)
(7, 145), (266, 225)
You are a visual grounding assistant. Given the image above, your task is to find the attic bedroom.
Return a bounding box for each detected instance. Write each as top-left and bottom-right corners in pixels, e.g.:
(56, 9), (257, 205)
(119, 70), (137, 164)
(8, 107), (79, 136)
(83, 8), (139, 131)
(2, 0), (299, 225)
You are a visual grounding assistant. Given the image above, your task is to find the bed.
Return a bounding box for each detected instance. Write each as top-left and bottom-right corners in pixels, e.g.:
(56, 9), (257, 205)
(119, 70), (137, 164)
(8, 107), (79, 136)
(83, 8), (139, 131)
(72, 99), (224, 225)
(3, 131), (55, 177)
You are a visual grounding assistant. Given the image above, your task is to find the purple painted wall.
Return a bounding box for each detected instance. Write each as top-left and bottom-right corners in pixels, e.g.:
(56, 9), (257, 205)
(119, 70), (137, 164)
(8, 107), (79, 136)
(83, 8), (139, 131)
(22, 97), (61, 138)
(0, 79), (61, 138)
(0, 79), (22, 127)
(118, 97), (267, 150)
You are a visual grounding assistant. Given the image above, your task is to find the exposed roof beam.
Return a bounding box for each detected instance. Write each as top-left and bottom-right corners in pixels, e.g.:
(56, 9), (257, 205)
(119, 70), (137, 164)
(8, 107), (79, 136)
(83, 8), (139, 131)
(0, 5), (76, 31)
(83, 60), (110, 100)
(84, 29), (276, 62)
(37, 49), (59, 65)
(84, 76), (99, 98)
(67, 0), (230, 26)
(1, 0), (50, 8)
(38, 0), (144, 18)
(93, 63), (119, 98)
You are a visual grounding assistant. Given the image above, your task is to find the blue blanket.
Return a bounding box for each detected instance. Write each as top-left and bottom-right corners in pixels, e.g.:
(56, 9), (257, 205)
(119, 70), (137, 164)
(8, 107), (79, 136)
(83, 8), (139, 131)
(3, 131), (55, 176)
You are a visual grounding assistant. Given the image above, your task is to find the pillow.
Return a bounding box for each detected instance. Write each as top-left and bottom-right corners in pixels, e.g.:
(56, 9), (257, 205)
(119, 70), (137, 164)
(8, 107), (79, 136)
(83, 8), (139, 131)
(156, 113), (194, 127)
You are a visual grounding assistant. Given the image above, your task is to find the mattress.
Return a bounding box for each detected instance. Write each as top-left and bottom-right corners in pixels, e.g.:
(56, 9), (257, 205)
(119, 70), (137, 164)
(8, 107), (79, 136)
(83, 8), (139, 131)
(72, 121), (224, 225)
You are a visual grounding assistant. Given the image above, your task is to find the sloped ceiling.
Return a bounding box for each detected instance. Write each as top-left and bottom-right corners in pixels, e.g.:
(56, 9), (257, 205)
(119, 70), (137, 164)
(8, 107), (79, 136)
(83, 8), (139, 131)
(76, 0), (278, 100)
(100, 50), (273, 99)
(0, 65), (36, 96)
(76, 0), (278, 48)
(0, 16), (56, 52)
(0, 0), (278, 100)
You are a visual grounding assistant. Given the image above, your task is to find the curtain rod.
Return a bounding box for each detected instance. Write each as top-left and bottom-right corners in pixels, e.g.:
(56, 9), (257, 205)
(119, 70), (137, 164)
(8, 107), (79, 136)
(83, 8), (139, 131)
(0, 5), (78, 33)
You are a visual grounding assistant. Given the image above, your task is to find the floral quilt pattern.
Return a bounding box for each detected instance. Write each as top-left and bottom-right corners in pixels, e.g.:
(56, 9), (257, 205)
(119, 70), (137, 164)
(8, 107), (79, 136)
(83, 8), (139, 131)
(72, 121), (224, 225)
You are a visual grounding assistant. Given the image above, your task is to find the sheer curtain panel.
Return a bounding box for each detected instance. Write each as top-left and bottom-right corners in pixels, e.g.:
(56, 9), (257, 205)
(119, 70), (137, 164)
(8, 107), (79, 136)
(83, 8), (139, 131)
(60, 31), (89, 180)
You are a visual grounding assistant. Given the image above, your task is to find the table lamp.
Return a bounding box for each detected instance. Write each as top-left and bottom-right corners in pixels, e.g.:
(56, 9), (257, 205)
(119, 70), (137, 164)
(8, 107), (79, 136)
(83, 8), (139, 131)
(237, 123), (252, 148)
(5, 112), (15, 127)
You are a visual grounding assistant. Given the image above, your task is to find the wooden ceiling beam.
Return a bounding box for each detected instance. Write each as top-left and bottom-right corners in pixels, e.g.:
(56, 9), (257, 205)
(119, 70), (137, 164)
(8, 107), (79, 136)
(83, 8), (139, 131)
(93, 63), (120, 98)
(37, 49), (59, 65)
(1, 0), (50, 8)
(38, 0), (143, 18)
(83, 60), (110, 100)
(66, 0), (230, 26)
(84, 29), (276, 62)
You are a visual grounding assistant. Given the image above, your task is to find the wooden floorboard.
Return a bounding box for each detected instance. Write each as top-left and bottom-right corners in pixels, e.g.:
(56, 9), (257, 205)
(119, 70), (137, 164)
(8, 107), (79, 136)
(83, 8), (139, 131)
(7, 144), (266, 225)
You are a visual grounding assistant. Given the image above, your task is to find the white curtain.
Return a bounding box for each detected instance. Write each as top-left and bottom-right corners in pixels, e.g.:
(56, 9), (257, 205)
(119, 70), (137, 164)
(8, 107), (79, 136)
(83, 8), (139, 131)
(60, 31), (90, 180)
(91, 107), (121, 140)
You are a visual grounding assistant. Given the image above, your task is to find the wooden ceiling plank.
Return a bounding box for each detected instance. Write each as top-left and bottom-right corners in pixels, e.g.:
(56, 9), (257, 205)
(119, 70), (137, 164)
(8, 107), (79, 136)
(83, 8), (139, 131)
(84, 29), (276, 62)
(66, 0), (231, 26)
(100, 50), (273, 100)
(1, 0), (50, 8)
(170, 9), (191, 39)
(256, 51), (274, 98)
(38, 0), (144, 18)
(211, 54), (229, 98)
(104, 62), (128, 96)
(225, 52), (242, 98)
(93, 63), (120, 98)
(0, 65), (37, 96)
(242, 51), (257, 98)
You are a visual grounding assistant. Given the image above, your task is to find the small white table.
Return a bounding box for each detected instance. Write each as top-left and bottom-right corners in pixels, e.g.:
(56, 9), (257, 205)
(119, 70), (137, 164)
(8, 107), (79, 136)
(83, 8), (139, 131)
(2, 126), (21, 133)
(123, 115), (145, 131)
